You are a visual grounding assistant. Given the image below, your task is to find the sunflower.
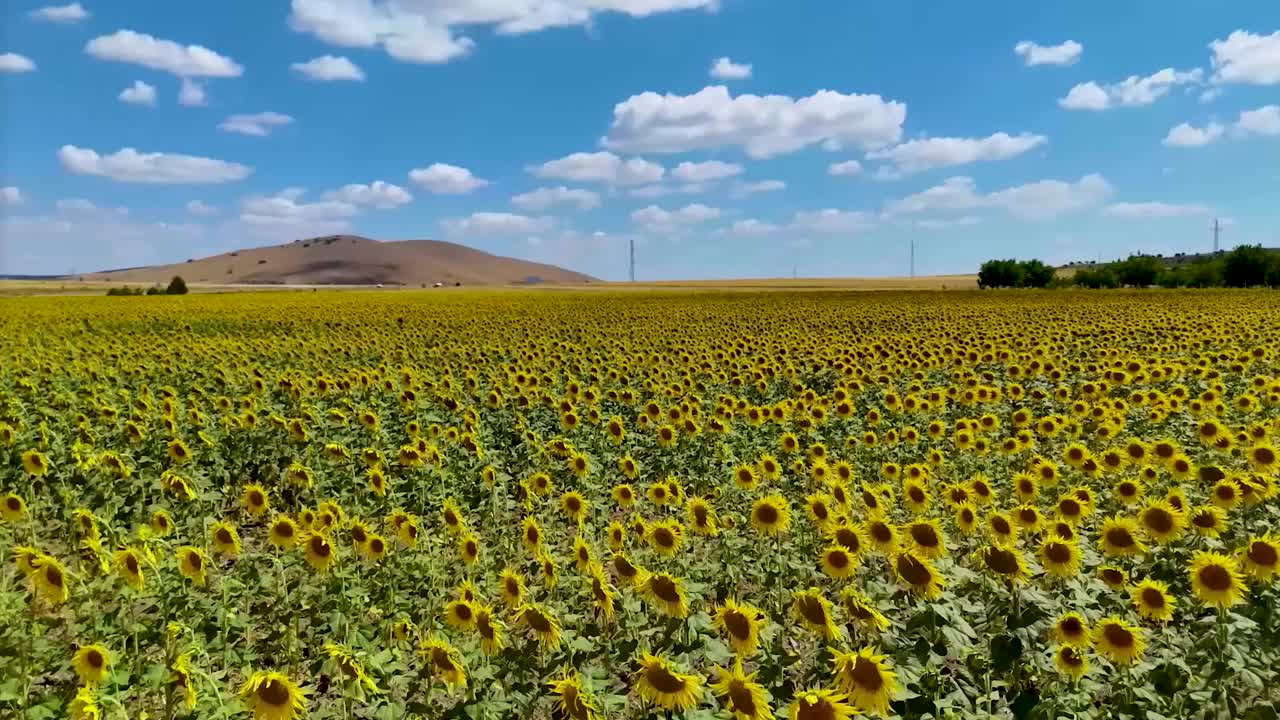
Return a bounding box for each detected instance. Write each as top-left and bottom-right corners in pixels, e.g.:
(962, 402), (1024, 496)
(831, 647), (897, 718)
(419, 638), (467, 688)
(176, 546), (207, 586)
(324, 642), (379, 693)
(1241, 534), (1280, 582)
(1039, 538), (1081, 579)
(1, 492), (26, 522)
(1092, 617), (1145, 665)
(1112, 478), (1143, 507)
(1051, 612), (1090, 648)
(611, 483), (636, 509)
(587, 566), (617, 622)
(1098, 516), (1146, 557)
(267, 515), (300, 550)
(648, 519), (685, 557)
(73, 508), (99, 540)
(149, 509), (173, 536)
(521, 516), (543, 553)
(239, 671), (307, 720)
(441, 498), (466, 533)
(396, 516), (419, 547)
(788, 689), (854, 720)
(538, 552), (558, 588)
(643, 572), (690, 618)
(714, 598), (765, 656)
(21, 449), (50, 477)
(1247, 442), (1278, 472)
(839, 588), (890, 633)
(170, 653), (197, 709)
(499, 567), (525, 609)
(1054, 645), (1089, 682)
(443, 599), (477, 631)
(72, 644), (111, 685)
(1055, 495), (1087, 525)
(475, 603), (506, 655)
(819, 545), (858, 579)
(548, 671), (603, 720)
(68, 686), (100, 720)
(792, 587), (840, 640)
(1139, 500), (1185, 544)
(750, 495), (792, 536)
(239, 484), (269, 516)
(977, 545), (1028, 584)
(1189, 551), (1246, 607)
(734, 464), (760, 491)
(893, 551), (944, 599)
(560, 490), (588, 525)
(864, 520), (898, 555)
(210, 521), (242, 557)
(647, 480), (672, 506)
(517, 603), (562, 651)
(1210, 478), (1241, 509)
(303, 533), (336, 573)
(114, 547), (145, 590)
(1130, 578), (1175, 622)
(954, 504), (978, 534)
(687, 497), (720, 536)
(709, 660), (774, 720)
(634, 653), (702, 712)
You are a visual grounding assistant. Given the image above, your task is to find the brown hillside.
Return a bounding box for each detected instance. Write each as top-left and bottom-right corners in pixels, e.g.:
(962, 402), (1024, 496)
(81, 235), (596, 286)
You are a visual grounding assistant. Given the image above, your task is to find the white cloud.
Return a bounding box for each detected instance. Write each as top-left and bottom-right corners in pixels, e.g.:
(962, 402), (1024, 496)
(1162, 122), (1224, 147)
(867, 132), (1046, 175)
(1059, 68), (1203, 110)
(917, 216), (981, 230)
(731, 179), (786, 196)
(287, 0), (717, 65)
(671, 160), (743, 183)
(710, 57), (751, 80)
(1, 187), (22, 206)
(119, 80), (157, 106)
(530, 151), (664, 186)
(85, 30), (243, 77)
(886, 174), (1111, 220)
(1199, 87), (1223, 104)
(322, 181), (413, 209)
(792, 209), (874, 233)
(186, 200), (218, 216)
(1236, 105), (1280, 136)
(55, 198), (102, 213)
(408, 163), (489, 194)
(218, 112), (296, 137)
(240, 190), (357, 228)
(729, 218), (779, 235)
(1103, 202), (1211, 218)
(0, 53), (37, 73)
(30, 3), (89, 22)
(441, 211), (555, 235)
(178, 78), (207, 106)
(511, 186), (601, 210)
(2, 208), (207, 275)
(828, 160), (862, 176)
(291, 55), (366, 81)
(57, 145), (252, 184)
(632, 203), (721, 227)
(1014, 40), (1082, 66)
(1210, 30), (1280, 85)
(603, 85), (907, 158)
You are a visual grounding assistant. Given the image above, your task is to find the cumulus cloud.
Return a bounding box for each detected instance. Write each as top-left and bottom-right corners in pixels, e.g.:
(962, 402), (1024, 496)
(178, 78), (207, 106)
(441, 211), (555, 235)
(1162, 122), (1224, 147)
(291, 55), (365, 81)
(119, 80), (157, 106)
(1059, 68), (1203, 110)
(186, 200), (218, 216)
(709, 57), (751, 80)
(1236, 105), (1280, 135)
(886, 174), (1111, 220)
(240, 189), (357, 228)
(218, 112), (296, 137)
(530, 151), (664, 185)
(85, 30), (243, 77)
(602, 85), (906, 158)
(511, 186), (601, 210)
(731, 179), (786, 196)
(408, 163), (489, 194)
(916, 216), (981, 230)
(30, 3), (89, 22)
(632, 203), (721, 228)
(1014, 40), (1082, 66)
(1209, 30), (1280, 85)
(867, 132), (1046, 175)
(1, 186), (22, 206)
(1103, 202), (1211, 218)
(2, 208), (207, 275)
(828, 160), (862, 176)
(287, 0), (717, 64)
(0, 53), (37, 73)
(58, 145), (252, 184)
(671, 160), (743, 183)
(791, 209), (874, 233)
(729, 218), (779, 235)
(321, 181), (413, 208)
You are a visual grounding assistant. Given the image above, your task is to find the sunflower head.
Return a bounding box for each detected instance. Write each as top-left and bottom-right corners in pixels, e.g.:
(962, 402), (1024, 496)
(238, 670), (307, 720)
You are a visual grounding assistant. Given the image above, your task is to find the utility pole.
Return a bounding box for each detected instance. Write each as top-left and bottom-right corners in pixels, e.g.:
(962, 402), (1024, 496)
(1212, 217), (1222, 254)
(910, 238), (916, 278)
(628, 236), (635, 282)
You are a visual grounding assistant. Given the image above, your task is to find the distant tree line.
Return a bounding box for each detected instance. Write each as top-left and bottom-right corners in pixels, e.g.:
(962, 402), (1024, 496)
(106, 276), (189, 296)
(980, 245), (1280, 289)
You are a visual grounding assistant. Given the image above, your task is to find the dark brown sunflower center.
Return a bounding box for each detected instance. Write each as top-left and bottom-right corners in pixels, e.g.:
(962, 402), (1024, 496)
(811, 502), (829, 519)
(910, 525), (939, 547)
(1144, 509), (1174, 534)
(1103, 624), (1134, 648)
(645, 665), (687, 694)
(275, 522), (294, 537)
(755, 505), (779, 525)
(654, 529), (675, 547)
(897, 555), (932, 586)
(1199, 564), (1233, 591)
(370, 538), (385, 553)
(796, 596), (828, 625)
(125, 555), (139, 574)
(991, 517), (1012, 535)
(187, 553), (203, 570)
(524, 610), (552, 632)
(453, 604), (473, 621)
(1059, 617), (1083, 636)
(1045, 542), (1072, 564)
(1254, 447), (1277, 464)
(5, 497), (19, 510)
(216, 529), (233, 544)
(835, 528), (861, 551)
(869, 523), (892, 543)
(983, 548), (1020, 575)
(1105, 528), (1136, 548)
(726, 680), (757, 715)
(310, 538), (330, 556)
(796, 697), (837, 720)
(352, 527), (368, 543)
(1059, 499), (1081, 516)
(826, 549), (850, 569)
(1248, 541), (1278, 567)
(724, 611), (751, 640)
(257, 679), (291, 706)
(85, 649), (104, 668)
(650, 576), (680, 602)
(850, 656), (884, 691)
(1058, 646), (1084, 667)
(1141, 587), (1165, 609)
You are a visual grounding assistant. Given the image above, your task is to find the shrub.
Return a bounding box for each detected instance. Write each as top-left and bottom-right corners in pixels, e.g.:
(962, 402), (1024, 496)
(1222, 245), (1276, 288)
(977, 259), (1024, 289)
(1115, 254), (1164, 287)
(166, 276), (189, 295)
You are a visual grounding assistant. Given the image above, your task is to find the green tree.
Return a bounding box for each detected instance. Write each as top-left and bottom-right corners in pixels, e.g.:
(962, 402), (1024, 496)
(1115, 254), (1164, 287)
(978, 259), (1023, 289)
(1072, 266), (1119, 289)
(1018, 260), (1055, 288)
(166, 275), (189, 295)
(1221, 245), (1274, 287)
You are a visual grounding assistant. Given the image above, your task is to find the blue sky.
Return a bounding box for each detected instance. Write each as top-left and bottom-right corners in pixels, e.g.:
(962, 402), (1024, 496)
(1, 1), (1278, 280)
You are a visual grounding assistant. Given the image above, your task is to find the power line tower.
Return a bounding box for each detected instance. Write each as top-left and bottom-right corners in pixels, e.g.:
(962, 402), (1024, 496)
(909, 238), (916, 278)
(1212, 217), (1222, 254)
(628, 236), (635, 282)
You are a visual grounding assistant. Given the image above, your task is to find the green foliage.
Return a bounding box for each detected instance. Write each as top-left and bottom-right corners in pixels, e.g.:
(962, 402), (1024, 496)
(978, 259), (1053, 289)
(166, 276), (189, 295)
(1115, 254), (1165, 287)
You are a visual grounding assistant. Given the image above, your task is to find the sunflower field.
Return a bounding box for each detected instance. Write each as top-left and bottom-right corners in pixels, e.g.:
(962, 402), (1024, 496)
(2, 289), (1280, 720)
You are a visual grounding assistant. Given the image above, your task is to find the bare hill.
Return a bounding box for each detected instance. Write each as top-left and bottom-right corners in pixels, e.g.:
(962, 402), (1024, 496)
(81, 235), (595, 286)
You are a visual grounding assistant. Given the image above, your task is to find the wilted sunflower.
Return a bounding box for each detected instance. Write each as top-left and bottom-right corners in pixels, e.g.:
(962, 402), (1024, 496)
(893, 551), (944, 599)
(714, 598), (766, 656)
(587, 566), (617, 622)
(324, 642), (379, 693)
(475, 603), (506, 655)
(788, 688), (854, 720)
(302, 533), (336, 573)
(1051, 612), (1090, 648)
(648, 519), (685, 557)
(419, 638), (468, 688)
(1188, 551), (1246, 608)
(792, 587), (840, 640)
(840, 588), (890, 633)
(238, 671), (306, 720)
(1093, 617), (1144, 665)
(1039, 538), (1081, 579)
(1098, 516), (1146, 557)
(176, 546), (207, 586)
(170, 653), (197, 709)
(634, 653), (702, 712)
(751, 495), (792, 536)
(68, 686), (100, 720)
(1054, 645), (1089, 682)
(711, 660), (774, 720)
(210, 521), (242, 557)
(832, 647), (897, 718)
(548, 671), (603, 720)
(643, 571), (690, 618)
(1129, 578), (1175, 622)
(1241, 534), (1280, 582)
(72, 508), (99, 541)
(72, 644), (111, 685)
(150, 509), (173, 536)
(516, 603), (562, 651)
(976, 545), (1028, 584)
(113, 547), (145, 590)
